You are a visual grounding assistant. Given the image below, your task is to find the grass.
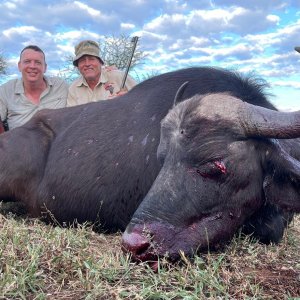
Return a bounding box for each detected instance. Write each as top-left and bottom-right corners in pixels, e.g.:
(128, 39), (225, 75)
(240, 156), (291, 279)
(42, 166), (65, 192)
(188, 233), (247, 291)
(0, 209), (299, 299)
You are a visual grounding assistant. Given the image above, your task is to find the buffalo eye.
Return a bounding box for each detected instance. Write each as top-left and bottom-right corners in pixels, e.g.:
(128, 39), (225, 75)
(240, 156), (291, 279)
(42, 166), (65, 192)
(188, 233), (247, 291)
(195, 160), (227, 178)
(180, 128), (191, 138)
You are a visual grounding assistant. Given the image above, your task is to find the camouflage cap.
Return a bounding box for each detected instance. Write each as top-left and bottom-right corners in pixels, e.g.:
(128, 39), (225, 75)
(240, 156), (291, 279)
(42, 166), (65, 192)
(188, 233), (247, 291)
(73, 40), (104, 66)
(295, 46), (300, 53)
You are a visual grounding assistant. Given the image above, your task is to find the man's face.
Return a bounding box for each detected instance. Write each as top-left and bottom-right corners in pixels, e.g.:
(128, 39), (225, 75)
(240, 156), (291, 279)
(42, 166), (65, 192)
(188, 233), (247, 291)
(77, 55), (102, 81)
(18, 49), (47, 83)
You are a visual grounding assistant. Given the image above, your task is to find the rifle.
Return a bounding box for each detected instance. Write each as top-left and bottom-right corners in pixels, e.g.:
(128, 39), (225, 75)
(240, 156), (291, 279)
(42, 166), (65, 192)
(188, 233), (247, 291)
(120, 36), (139, 89)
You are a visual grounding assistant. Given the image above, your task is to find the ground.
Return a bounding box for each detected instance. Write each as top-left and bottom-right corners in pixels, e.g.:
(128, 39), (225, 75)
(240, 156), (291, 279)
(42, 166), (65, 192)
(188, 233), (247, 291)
(0, 203), (299, 299)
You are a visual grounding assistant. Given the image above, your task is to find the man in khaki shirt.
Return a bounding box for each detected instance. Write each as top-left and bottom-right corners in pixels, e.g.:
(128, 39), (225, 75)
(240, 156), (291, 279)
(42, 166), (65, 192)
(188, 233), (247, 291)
(67, 40), (136, 107)
(0, 45), (68, 130)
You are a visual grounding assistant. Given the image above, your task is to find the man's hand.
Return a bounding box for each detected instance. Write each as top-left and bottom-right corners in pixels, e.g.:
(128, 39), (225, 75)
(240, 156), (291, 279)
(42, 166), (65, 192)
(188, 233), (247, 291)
(104, 66), (129, 98)
(116, 88), (128, 97)
(108, 88), (128, 99)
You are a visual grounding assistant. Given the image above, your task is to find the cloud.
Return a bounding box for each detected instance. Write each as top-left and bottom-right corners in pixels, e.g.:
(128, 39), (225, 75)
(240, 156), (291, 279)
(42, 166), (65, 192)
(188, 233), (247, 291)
(3, 1), (17, 9)
(3, 26), (40, 38)
(73, 1), (101, 17)
(121, 23), (136, 30)
(273, 80), (300, 89)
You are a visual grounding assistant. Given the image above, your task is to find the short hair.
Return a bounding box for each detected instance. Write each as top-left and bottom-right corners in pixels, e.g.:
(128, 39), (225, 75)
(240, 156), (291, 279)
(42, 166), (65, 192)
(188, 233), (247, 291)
(20, 45), (46, 62)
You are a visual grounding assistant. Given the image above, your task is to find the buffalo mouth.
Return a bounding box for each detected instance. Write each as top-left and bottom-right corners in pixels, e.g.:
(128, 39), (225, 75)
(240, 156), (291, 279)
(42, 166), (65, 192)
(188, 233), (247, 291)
(121, 222), (191, 272)
(121, 211), (240, 266)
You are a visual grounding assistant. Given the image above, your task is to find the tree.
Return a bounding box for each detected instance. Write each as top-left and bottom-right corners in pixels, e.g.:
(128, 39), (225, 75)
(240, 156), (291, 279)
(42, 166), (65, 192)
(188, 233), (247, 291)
(0, 51), (8, 76)
(99, 35), (146, 70)
(59, 35), (147, 83)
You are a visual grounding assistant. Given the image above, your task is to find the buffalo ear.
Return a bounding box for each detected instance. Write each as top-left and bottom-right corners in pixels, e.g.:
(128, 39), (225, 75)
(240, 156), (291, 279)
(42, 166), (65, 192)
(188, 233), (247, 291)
(263, 149), (300, 213)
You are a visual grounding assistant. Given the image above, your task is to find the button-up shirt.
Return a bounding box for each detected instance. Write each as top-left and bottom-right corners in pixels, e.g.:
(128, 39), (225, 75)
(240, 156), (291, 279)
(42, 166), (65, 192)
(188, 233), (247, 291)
(0, 76), (68, 129)
(67, 68), (136, 107)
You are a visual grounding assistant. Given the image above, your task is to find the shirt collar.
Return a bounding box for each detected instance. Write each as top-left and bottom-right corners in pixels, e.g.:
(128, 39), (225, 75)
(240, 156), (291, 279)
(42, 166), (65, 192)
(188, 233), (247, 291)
(15, 75), (51, 94)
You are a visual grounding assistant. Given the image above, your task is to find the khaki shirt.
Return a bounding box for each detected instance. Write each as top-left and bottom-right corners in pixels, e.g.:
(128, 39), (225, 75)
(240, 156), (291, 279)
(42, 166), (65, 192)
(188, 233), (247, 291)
(67, 68), (136, 107)
(0, 76), (68, 129)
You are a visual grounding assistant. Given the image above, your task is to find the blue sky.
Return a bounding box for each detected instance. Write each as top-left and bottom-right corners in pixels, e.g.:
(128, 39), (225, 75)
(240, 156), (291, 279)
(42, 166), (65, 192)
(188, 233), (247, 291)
(0, 0), (299, 111)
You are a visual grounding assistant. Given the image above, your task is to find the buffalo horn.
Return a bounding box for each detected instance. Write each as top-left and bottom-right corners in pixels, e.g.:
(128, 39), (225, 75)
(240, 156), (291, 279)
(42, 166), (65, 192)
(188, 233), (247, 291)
(173, 81), (189, 107)
(239, 103), (300, 139)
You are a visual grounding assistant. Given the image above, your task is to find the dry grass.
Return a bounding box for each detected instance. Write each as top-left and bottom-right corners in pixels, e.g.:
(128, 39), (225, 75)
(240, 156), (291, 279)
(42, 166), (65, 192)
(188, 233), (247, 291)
(0, 209), (299, 300)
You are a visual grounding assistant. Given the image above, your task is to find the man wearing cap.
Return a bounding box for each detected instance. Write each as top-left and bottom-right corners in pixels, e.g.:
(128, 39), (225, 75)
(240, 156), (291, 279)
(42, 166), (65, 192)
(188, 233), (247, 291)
(0, 45), (68, 131)
(67, 40), (136, 107)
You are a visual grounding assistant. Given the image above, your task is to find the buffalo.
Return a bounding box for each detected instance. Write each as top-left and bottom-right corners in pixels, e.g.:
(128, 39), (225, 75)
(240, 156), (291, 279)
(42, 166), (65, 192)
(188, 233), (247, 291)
(0, 67), (299, 263)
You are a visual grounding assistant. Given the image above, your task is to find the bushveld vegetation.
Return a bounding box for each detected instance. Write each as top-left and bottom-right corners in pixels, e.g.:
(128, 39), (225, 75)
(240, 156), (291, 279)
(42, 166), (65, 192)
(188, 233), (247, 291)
(0, 205), (299, 300)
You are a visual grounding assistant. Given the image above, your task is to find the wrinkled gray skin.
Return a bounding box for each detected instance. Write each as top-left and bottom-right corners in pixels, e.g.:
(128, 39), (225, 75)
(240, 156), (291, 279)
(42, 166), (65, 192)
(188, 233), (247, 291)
(122, 93), (300, 262)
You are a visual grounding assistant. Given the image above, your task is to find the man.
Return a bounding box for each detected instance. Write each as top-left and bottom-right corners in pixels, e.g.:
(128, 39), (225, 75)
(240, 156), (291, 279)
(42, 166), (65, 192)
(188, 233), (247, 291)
(0, 45), (68, 130)
(0, 45), (68, 215)
(67, 40), (136, 107)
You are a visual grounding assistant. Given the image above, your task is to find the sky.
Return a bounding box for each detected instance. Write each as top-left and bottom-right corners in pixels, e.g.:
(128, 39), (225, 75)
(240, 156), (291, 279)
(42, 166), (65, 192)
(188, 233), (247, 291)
(0, 0), (299, 111)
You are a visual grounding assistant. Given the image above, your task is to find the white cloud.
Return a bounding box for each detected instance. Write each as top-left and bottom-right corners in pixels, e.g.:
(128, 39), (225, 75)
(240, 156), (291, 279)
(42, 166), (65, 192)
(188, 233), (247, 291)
(138, 30), (168, 41)
(266, 14), (280, 23)
(3, 1), (17, 9)
(121, 23), (135, 30)
(190, 36), (210, 46)
(144, 13), (185, 31)
(3, 26), (40, 38)
(73, 1), (101, 17)
(273, 80), (300, 89)
(189, 8), (241, 24)
(55, 30), (100, 42)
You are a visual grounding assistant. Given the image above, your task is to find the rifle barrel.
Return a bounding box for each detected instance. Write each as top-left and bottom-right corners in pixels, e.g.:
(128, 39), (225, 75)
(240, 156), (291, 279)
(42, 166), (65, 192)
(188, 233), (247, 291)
(121, 36), (139, 89)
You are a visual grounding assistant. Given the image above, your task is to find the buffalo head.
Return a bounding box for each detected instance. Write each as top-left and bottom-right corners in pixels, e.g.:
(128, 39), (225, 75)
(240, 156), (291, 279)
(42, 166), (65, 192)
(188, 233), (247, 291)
(122, 92), (300, 262)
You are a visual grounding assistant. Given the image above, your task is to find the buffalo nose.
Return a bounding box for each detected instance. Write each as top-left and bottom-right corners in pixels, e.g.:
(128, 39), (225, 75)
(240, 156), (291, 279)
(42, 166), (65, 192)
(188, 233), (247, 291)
(121, 230), (151, 259)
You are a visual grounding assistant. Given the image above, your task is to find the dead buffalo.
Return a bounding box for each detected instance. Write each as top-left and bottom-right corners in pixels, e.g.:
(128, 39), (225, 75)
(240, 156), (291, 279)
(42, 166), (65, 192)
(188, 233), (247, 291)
(122, 88), (300, 262)
(0, 67), (299, 262)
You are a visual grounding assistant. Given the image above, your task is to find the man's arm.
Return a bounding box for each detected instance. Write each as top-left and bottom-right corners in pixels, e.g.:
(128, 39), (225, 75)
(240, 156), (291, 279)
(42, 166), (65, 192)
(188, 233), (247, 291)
(114, 75), (137, 97)
(66, 87), (78, 107)
(0, 89), (8, 133)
